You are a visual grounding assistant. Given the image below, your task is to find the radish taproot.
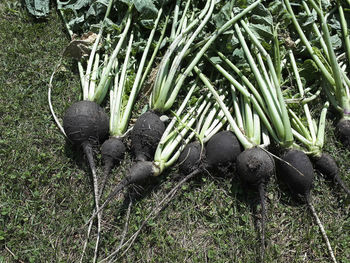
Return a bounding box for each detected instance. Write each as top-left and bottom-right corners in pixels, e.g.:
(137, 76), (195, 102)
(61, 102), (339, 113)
(231, 20), (338, 263)
(85, 84), (213, 222)
(205, 130), (242, 171)
(312, 153), (350, 195)
(277, 149), (337, 263)
(285, 49), (350, 196)
(130, 111), (166, 162)
(195, 64), (274, 262)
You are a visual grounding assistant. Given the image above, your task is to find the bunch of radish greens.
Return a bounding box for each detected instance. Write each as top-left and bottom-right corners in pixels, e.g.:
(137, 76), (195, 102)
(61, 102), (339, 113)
(194, 2), (349, 262)
(50, 0), (350, 262)
(283, 0), (350, 146)
(83, 0), (259, 212)
(80, 2), (262, 258)
(52, 0), (172, 261)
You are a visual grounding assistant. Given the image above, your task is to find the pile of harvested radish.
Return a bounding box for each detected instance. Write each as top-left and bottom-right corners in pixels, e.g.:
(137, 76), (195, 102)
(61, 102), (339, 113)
(46, 0), (350, 262)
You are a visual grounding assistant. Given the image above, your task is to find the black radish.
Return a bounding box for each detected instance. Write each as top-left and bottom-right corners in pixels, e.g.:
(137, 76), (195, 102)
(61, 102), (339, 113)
(179, 131), (242, 176)
(63, 100), (109, 146)
(130, 111), (166, 161)
(312, 153), (350, 195)
(277, 149), (314, 197)
(63, 100), (109, 196)
(63, 100), (109, 260)
(236, 147), (275, 262)
(178, 141), (204, 175)
(336, 118), (350, 148)
(63, 100), (109, 182)
(99, 137), (126, 195)
(205, 130), (242, 171)
(277, 149), (337, 263)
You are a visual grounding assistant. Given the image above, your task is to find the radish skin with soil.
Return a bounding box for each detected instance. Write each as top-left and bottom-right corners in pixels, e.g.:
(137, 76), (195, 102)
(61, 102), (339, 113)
(195, 64), (274, 262)
(229, 19), (339, 263)
(92, 0), (263, 213)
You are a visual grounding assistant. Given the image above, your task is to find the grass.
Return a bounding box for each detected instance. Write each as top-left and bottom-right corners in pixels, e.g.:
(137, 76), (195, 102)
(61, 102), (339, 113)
(1, 2), (350, 262)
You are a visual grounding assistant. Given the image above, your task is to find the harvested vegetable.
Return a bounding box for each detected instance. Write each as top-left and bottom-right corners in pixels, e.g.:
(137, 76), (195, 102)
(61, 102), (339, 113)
(195, 64), (273, 261)
(284, 0), (350, 148)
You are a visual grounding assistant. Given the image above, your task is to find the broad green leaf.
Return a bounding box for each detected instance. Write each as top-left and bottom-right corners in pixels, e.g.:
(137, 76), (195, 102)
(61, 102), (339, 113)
(134, 0), (158, 16)
(302, 9), (317, 27)
(86, 0), (109, 19)
(330, 34), (342, 50)
(213, 1), (232, 28)
(68, 15), (85, 31)
(57, 0), (92, 11)
(25, 0), (49, 17)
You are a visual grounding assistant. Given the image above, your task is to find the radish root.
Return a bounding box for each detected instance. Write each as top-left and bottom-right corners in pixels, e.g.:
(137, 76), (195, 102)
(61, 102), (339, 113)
(100, 169), (200, 262)
(306, 195), (337, 263)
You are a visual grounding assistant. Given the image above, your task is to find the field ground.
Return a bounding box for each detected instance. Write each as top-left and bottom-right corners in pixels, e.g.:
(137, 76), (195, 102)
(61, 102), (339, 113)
(1, 2), (350, 262)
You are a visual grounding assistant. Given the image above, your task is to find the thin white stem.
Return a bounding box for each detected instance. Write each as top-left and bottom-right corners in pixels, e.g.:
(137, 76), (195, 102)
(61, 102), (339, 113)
(48, 58), (67, 138)
(307, 198), (337, 263)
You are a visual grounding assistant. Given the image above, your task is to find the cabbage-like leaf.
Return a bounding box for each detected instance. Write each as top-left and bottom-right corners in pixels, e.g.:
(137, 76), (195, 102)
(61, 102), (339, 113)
(134, 0), (158, 17)
(57, 0), (92, 11)
(25, 0), (50, 18)
(86, 0), (109, 19)
(213, 1), (232, 28)
(330, 34), (342, 50)
(248, 3), (273, 42)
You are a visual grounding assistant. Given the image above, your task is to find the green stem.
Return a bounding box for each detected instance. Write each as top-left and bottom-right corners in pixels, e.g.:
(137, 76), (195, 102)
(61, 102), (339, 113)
(308, 0), (346, 112)
(85, 0), (114, 100)
(288, 50), (316, 143)
(289, 108), (312, 142)
(111, 32), (133, 136)
(154, 0), (216, 111)
(244, 94), (254, 140)
(235, 23), (285, 142)
(154, 83), (197, 162)
(171, 0), (180, 39)
(152, 0), (212, 108)
(255, 50), (280, 113)
(161, 0), (262, 112)
(139, 13), (169, 92)
(241, 20), (293, 146)
(175, 0), (191, 37)
(92, 8), (132, 103)
(315, 102), (329, 148)
(273, 23), (282, 83)
(252, 109), (261, 145)
(231, 86), (244, 130)
(88, 52), (100, 100)
(338, 2), (350, 68)
(206, 55), (250, 98)
(302, 1), (329, 61)
(118, 8), (164, 135)
(216, 50), (267, 112)
(292, 129), (312, 147)
(194, 66), (254, 149)
(283, 0), (335, 85)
